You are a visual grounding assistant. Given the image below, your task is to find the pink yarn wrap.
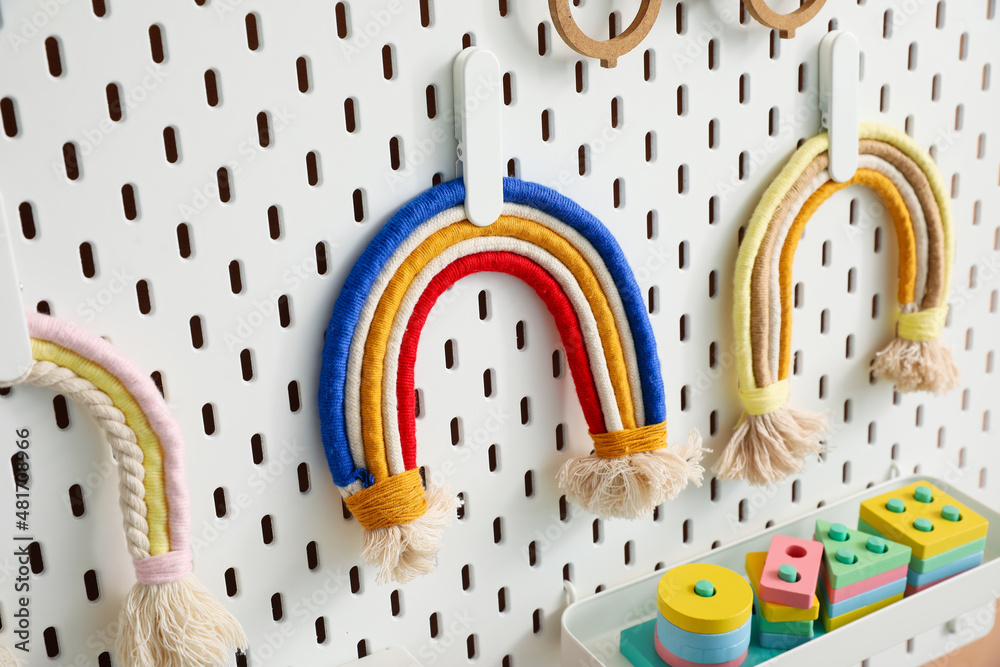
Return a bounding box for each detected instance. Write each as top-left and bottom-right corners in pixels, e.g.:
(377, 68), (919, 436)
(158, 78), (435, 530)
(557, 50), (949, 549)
(134, 550), (194, 585)
(26, 313), (192, 582)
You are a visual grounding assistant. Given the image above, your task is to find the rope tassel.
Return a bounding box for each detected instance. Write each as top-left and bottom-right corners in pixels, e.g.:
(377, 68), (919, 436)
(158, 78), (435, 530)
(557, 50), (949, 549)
(558, 424), (706, 519)
(0, 645), (20, 667)
(873, 306), (958, 394)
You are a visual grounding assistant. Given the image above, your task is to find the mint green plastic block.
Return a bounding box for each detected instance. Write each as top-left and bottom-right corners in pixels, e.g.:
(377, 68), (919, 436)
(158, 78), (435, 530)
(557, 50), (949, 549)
(887, 498), (906, 514)
(695, 580), (716, 597)
(867, 537), (888, 554)
(941, 505), (962, 522)
(815, 520), (911, 589)
(914, 486), (934, 503)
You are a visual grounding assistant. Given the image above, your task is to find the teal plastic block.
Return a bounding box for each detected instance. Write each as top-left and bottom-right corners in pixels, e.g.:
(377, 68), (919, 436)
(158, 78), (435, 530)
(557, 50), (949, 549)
(815, 520), (911, 588)
(758, 631), (813, 650)
(860, 520), (988, 573)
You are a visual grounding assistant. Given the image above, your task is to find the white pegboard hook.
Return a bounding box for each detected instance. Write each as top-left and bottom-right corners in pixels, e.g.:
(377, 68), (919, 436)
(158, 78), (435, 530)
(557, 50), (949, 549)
(0, 195), (31, 382)
(453, 47), (503, 227)
(819, 30), (859, 183)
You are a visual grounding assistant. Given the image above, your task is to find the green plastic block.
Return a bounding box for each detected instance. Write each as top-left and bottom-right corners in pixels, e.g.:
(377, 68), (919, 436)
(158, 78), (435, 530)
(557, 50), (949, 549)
(815, 520), (911, 589)
(756, 605), (816, 637)
(860, 521), (988, 574)
(695, 580), (716, 597)
(778, 565), (798, 583)
(914, 518), (934, 533)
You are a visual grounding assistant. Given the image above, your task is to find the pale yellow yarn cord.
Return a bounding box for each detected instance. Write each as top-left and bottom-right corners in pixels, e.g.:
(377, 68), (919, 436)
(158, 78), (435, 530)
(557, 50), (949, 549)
(898, 306), (948, 342)
(738, 380), (790, 416)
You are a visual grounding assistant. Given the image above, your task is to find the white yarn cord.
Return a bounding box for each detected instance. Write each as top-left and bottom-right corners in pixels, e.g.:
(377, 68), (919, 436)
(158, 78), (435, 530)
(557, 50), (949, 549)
(3, 360), (151, 560)
(380, 237), (627, 475)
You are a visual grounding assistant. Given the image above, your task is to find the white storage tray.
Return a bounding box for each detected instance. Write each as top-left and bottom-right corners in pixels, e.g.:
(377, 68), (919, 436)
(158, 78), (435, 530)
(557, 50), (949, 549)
(562, 475), (999, 667)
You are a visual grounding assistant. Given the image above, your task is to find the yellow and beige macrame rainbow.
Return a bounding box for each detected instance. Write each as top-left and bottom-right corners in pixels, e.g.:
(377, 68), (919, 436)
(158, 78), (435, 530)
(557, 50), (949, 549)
(0, 313), (245, 667)
(716, 123), (957, 486)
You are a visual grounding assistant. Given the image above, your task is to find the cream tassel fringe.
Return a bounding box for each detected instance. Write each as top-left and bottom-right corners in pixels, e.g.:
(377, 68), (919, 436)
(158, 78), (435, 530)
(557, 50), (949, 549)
(873, 337), (959, 394)
(115, 574), (247, 667)
(558, 430), (706, 520)
(0, 645), (20, 667)
(361, 484), (461, 584)
(714, 405), (828, 486)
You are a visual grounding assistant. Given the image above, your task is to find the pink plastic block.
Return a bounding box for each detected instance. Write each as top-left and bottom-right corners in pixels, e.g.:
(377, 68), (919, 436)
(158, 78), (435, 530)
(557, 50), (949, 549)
(654, 633), (749, 667)
(905, 573), (959, 596)
(759, 535), (825, 609)
(820, 564), (908, 603)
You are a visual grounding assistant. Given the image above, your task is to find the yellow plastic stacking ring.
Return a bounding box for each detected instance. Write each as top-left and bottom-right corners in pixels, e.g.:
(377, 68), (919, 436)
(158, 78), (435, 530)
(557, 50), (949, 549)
(656, 563), (754, 634)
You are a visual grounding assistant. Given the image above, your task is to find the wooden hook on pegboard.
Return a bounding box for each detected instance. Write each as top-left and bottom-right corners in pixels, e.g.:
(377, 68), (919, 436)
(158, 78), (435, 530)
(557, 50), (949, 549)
(548, 0), (662, 68)
(742, 0), (827, 38)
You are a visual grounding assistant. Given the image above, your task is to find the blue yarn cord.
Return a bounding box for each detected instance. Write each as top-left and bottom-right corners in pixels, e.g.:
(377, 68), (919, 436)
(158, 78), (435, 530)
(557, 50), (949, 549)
(318, 177), (665, 488)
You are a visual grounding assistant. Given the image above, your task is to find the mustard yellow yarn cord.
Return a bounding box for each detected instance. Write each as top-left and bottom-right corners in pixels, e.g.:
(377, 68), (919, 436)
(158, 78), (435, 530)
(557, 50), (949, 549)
(590, 421), (667, 458)
(31, 339), (170, 555)
(360, 216), (637, 482)
(734, 122), (953, 393)
(344, 468), (427, 530)
(778, 169), (917, 380)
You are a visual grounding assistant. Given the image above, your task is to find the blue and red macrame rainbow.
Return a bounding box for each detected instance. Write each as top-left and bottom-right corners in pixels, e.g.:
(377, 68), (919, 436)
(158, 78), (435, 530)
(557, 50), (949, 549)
(318, 178), (704, 583)
(320, 178), (663, 485)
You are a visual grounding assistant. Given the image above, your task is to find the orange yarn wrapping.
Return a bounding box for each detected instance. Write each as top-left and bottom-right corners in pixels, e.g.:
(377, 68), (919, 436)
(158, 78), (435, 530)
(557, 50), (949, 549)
(345, 468), (427, 530)
(591, 421), (667, 458)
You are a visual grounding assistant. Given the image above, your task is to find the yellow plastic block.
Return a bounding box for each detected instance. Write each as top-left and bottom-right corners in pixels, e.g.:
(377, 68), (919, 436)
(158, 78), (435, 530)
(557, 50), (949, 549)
(745, 552), (820, 622)
(859, 482), (988, 559)
(820, 592), (904, 631)
(656, 563), (753, 635)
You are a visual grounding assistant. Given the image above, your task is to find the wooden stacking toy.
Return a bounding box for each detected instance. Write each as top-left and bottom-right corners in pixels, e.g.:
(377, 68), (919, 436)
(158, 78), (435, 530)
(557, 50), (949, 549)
(860, 482), (988, 596)
(655, 564), (753, 667)
(745, 551), (818, 650)
(814, 521), (909, 631)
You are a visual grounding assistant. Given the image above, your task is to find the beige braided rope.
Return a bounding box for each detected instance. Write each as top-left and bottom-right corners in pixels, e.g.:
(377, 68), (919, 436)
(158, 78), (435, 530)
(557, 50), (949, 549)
(4, 360), (151, 560)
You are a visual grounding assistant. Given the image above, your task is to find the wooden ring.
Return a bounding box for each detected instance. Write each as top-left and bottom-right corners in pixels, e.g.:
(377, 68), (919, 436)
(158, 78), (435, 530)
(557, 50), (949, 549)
(742, 0), (827, 38)
(548, 0), (662, 69)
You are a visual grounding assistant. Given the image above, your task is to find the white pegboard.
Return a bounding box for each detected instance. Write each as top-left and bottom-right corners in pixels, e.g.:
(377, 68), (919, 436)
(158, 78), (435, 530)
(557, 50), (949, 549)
(0, 1), (996, 666)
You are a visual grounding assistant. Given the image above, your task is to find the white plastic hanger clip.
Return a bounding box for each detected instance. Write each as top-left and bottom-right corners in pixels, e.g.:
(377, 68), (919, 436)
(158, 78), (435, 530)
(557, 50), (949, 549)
(819, 30), (859, 183)
(453, 47), (503, 227)
(0, 195), (32, 382)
